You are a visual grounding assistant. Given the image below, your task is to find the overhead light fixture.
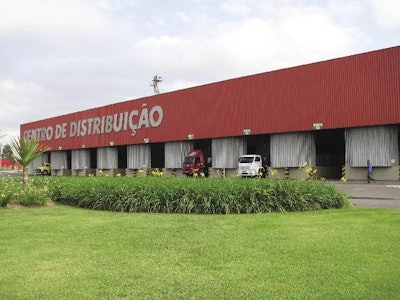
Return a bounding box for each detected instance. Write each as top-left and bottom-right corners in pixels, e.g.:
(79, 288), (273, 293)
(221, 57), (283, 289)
(243, 128), (251, 135)
(58, 146), (62, 151)
(313, 123), (323, 130)
(82, 144), (86, 149)
(144, 138), (150, 144)
(109, 141), (114, 146)
(187, 134), (194, 140)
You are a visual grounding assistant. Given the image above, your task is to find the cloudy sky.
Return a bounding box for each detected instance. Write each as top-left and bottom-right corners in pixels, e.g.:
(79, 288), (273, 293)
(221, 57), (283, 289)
(0, 0), (399, 144)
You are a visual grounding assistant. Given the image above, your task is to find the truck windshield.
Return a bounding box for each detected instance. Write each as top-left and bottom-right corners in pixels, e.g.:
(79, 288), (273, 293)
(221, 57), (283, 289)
(239, 157), (254, 163)
(183, 157), (195, 164)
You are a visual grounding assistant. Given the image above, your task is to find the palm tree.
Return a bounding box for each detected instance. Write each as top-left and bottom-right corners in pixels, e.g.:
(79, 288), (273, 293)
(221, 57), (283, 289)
(11, 137), (51, 185)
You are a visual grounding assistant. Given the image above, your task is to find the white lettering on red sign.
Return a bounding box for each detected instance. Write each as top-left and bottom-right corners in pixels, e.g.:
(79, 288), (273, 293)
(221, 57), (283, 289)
(23, 104), (164, 142)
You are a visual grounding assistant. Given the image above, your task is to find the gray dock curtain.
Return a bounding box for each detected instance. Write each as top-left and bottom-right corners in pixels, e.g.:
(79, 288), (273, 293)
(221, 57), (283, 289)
(212, 137), (246, 168)
(270, 132), (316, 168)
(165, 141), (193, 168)
(345, 125), (398, 167)
(127, 144), (151, 169)
(71, 149), (90, 170)
(97, 147), (118, 169)
(50, 151), (68, 169)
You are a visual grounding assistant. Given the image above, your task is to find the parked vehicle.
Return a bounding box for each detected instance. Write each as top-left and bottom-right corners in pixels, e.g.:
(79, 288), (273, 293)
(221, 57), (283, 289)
(35, 162), (51, 175)
(182, 149), (209, 177)
(237, 154), (265, 177)
(0, 158), (22, 170)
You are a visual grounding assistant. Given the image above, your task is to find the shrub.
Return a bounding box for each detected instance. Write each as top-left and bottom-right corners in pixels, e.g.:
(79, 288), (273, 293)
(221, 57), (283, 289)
(0, 177), (51, 207)
(18, 185), (50, 206)
(0, 191), (13, 207)
(50, 177), (351, 214)
(0, 178), (18, 207)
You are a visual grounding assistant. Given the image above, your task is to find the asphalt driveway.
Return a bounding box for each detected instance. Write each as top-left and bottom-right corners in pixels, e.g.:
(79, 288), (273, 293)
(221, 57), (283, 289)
(0, 170), (22, 178)
(332, 181), (400, 209)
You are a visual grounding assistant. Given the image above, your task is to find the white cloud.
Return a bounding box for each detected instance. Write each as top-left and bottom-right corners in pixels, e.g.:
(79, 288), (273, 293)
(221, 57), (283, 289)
(279, 9), (357, 60)
(0, 79), (46, 142)
(176, 11), (191, 23)
(220, 2), (253, 18)
(137, 35), (182, 48)
(0, 79), (44, 104)
(367, 0), (400, 28)
(0, 0), (107, 36)
(156, 5), (360, 79)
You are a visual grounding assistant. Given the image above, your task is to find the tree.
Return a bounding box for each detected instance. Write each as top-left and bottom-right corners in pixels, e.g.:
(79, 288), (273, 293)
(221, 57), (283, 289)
(0, 130), (6, 159)
(2, 144), (13, 161)
(10, 137), (51, 185)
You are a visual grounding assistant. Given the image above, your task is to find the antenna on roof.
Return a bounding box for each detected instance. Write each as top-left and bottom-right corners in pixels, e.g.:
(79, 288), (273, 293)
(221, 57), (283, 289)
(150, 75), (162, 95)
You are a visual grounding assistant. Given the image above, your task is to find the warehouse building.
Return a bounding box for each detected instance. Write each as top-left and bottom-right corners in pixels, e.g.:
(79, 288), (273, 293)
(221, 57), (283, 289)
(21, 46), (400, 180)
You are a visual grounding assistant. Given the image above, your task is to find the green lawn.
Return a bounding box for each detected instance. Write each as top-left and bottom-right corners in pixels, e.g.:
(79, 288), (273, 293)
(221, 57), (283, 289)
(1, 205), (399, 299)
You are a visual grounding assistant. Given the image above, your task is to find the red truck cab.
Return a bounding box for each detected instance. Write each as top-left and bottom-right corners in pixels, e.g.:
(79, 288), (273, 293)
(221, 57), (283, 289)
(182, 149), (207, 176)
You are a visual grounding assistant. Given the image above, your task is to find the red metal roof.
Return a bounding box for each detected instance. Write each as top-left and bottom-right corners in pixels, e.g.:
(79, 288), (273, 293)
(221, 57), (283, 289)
(21, 46), (400, 150)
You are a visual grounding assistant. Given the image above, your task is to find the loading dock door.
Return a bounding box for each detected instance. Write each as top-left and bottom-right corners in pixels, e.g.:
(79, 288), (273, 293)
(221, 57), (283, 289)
(315, 129), (345, 179)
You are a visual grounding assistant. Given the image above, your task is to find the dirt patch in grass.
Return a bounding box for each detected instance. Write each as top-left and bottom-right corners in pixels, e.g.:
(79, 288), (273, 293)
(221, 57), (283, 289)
(3, 201), (56, 209)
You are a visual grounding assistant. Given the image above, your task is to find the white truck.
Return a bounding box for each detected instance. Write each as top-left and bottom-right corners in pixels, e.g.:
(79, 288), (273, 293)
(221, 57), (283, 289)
(237, 154), (265, 177)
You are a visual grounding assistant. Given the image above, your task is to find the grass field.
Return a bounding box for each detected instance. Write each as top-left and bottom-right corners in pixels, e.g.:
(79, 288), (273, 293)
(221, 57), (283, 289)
(1, 205), (399, 299)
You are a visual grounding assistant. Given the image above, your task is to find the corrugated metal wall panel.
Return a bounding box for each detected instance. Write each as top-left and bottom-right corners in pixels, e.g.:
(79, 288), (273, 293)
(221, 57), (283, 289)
(212, 137), (246, 168)
(21, 46), (400, 151)
(165, 141), (193, 169)
(270, 132), (316, 168)
(50, 151), (68, 169)
(97, 147), (118, 169)
(127, 144), (151, 169)
(345, 125), (398, 167)
(71, 149), (90, 170)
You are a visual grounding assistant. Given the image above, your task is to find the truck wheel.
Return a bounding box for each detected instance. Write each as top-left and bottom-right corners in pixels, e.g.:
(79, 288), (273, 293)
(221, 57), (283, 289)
(43, 170), (48, 175)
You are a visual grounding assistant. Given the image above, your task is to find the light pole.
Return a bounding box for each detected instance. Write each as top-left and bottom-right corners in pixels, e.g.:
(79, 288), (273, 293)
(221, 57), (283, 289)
(150, 75), (162, 94)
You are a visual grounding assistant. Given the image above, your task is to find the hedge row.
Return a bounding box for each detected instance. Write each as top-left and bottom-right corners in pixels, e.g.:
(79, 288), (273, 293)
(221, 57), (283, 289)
(1, 177), (51, 207)
(50, 177), (351, 214)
